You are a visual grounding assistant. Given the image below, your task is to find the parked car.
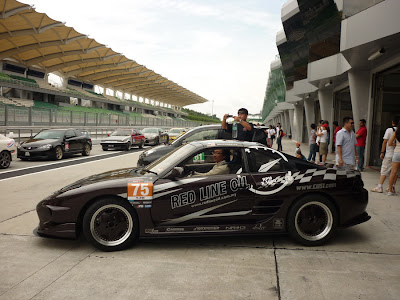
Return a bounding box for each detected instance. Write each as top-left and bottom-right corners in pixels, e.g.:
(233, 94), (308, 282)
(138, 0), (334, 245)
(35, 140), (370, 252)
(101, 129), (145, 151)
(0, 133), (17, 168)
(17, 129), (92, 160)
(141, 127), (169, 145)
(137, 124), (267, 167)
(168, 128), (186, 142)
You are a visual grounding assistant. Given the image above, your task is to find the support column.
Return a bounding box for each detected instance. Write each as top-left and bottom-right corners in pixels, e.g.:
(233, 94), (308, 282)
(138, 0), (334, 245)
(288, 109), (294, 138)
(318, 88), (334, 144)
(348, 70), (370, 130)
(293, 103), (304, 142)
(304, 98), (315, 142)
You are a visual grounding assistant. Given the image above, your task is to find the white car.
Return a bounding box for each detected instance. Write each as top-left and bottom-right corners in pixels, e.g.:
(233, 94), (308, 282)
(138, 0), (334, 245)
(0, 133), (17, 169)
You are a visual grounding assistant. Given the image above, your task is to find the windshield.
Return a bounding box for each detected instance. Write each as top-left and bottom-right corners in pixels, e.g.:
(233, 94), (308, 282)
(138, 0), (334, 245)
(142, 128), (158, 133)
(142, 144), (197, 175)
(169, 128), (184, 134)
(34, 130), (63, 139)
(111, 130), (131, 136)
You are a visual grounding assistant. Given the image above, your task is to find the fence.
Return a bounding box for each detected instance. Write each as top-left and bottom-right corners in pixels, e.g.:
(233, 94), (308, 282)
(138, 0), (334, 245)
(0, 104), (208, 128)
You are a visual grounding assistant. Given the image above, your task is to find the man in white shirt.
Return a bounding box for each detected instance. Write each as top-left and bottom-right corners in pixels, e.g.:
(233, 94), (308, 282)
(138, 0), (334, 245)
(371, 119), (398, 193)
(266, 125), (276, 148)
(193, 149), (230, 176)
(317, 123), (328, 165)
(336, 117), (358, 171)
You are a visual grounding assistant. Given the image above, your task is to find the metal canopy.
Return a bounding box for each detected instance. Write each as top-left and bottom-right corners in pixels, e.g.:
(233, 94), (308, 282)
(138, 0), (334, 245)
(0, 0), (208, 107)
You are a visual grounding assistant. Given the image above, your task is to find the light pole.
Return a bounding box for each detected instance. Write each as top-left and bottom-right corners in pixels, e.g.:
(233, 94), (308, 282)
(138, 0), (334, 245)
(211, 100), (214, 117)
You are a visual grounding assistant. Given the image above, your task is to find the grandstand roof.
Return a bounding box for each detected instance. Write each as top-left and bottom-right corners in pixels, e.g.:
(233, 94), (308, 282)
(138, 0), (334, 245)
(0, 0), (208, 107)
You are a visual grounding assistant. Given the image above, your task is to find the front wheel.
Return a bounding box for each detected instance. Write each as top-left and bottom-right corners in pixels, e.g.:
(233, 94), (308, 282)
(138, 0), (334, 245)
(82, 143), (91, 156)
(287, 195), (337, 246)
(0, 151), (11, 169)
(125, 142), (131, 151)
(138, 139), (144, 149)
(53, 146), (63, 160)
(82, 198), (139, 252)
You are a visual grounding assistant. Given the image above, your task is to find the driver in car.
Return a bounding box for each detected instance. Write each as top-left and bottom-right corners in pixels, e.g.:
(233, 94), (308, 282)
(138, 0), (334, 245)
(193, 149), (230, 176)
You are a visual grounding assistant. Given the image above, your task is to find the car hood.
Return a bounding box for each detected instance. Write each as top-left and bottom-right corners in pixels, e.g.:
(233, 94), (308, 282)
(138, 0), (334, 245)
(143, 133), (157, 138)
(59, 167), (147, 192)
(103, 135), (129, 141)
(142, 144), (173, 156)
(22, 138), (60, 146)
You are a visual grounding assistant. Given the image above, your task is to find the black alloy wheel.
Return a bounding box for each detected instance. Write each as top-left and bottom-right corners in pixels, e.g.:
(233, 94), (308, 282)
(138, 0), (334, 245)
(138, 139), (144, 149)
(287, 195), (337, 246)
(125, 142), (132, 151)
(0, 151), (11, 169)
(83, 198), (139, 251)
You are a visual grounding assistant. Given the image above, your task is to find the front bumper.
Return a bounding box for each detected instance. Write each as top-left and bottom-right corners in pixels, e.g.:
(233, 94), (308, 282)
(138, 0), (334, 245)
(101, 142), (127, 149)
(17, 148), (53, 159)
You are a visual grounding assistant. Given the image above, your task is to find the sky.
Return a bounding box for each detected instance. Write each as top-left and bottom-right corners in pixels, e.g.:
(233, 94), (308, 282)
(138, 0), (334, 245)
(22, 0), (285, 119)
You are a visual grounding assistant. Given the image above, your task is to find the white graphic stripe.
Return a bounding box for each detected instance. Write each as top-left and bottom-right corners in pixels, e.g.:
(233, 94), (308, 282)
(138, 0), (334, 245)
(153, 188), (182, 199)
(154, 177), (206, 193)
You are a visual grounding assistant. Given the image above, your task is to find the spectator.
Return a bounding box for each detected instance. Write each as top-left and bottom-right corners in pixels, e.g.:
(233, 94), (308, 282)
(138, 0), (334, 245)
(387, 122), (400, 196)
(266, 125), (276, 148)
(332, 121), (341, 154)
(222, 108), (254, 141)
(371, 119), (398, 193)
(307, 123), (317, 162)
(336, 117), (358, 171)
(317, 122), (329, 165)
(355, 119), (367, 171)
(296, 148), (307, 161)
(276, 123), (283, 151)
(295, 142), (301, 156)
(316, 120), (323, 163)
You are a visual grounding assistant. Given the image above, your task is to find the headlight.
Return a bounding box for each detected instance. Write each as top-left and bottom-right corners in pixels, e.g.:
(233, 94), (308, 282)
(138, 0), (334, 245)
(39, 144), (52, 149)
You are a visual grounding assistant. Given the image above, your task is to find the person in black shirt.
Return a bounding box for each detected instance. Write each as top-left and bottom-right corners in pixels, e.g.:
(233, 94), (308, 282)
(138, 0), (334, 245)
(222, 108), (254, 141)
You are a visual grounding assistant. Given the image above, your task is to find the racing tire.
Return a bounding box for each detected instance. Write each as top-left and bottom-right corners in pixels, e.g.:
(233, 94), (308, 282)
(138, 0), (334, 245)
(83, 198), (139, 252)
(53, 146), (63, 160)
(287, 195), (338, 246)
(82, 143), (91, 156)
(0, 151), (11, 169)
(138, 140), (144, 149)
(102, 146), (108, 151)
(155, 138), (159, 146)
(125, 142), (131, 151)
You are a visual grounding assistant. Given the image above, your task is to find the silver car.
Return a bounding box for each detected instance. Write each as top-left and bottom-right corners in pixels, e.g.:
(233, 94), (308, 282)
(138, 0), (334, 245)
(141, 127), (169, 145)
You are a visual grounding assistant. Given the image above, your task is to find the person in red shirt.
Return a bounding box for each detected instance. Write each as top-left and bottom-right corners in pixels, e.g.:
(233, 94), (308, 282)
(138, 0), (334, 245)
(332, 121), (341, 154)
(355, 119), (367, 171)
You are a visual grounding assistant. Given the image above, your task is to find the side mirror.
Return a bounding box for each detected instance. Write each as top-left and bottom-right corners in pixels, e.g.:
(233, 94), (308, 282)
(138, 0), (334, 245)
(164, 167), (184, 179)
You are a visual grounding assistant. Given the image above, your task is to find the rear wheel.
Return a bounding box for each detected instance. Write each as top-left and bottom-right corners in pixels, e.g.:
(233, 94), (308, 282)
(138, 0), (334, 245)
(0, 151), (11, 169)
(287, 195), (337, 246)
(83, 198), (139, 251)
(53, 146), (63, 160)
(82, 143), (91, 156)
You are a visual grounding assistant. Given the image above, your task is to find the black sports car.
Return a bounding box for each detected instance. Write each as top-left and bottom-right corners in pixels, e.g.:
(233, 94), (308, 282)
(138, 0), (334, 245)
(18, 129), (92, 160)
(36, 140), (370, 251)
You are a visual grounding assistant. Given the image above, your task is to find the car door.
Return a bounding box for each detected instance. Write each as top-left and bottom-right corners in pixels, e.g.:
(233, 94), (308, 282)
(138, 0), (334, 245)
(246, 147), (293, 225)
(150, 147), (256, 230)
(64, 130), (80, 153)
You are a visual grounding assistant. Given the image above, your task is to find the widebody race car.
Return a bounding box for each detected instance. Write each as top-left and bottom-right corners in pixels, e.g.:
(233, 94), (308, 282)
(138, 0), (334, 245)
(36, 140), (370, 251)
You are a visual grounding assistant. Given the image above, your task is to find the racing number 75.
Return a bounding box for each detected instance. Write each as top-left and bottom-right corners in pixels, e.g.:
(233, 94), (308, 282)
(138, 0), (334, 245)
(128, 182), (153, 200)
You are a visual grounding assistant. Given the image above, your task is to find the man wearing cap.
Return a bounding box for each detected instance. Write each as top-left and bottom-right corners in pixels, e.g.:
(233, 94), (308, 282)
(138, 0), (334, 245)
(222, 108), (254, 141)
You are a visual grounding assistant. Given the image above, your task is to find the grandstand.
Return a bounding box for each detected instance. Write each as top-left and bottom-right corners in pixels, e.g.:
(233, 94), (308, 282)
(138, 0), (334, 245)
(0, 0), (217, 128)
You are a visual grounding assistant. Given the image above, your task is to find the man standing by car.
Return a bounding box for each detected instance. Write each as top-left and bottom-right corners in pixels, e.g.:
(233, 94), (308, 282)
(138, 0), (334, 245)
(336, 117), (358, 171)
(222, 108), (254, 141)
(355, 119), (367, 171)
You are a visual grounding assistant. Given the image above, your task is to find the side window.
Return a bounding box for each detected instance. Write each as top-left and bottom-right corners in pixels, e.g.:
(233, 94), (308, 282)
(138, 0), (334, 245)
(247, 149), (286, 173)
(65, 130), (76, 139)
(184, 129), (219, 143)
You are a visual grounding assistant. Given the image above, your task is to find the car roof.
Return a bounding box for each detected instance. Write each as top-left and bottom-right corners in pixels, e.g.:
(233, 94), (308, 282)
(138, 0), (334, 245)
(187, 139), (265, 148)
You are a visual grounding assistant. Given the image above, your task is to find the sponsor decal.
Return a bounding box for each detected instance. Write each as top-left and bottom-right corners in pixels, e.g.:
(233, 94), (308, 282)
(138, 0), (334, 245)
(252, 224), (266, 230)
(170, 177), (249, 209)
(225, 226), (246, 231)
(166, 227), (185, 232)
(249, 171), (294, 195)
(145, 228), (159, 234)
(128, 179), (154, 200)
(65, 143), (69, 150)
(296, 183), (336, 191)
(194, 226), (220, 231)
(193, 152), (205, 163)
(273, 218), (284, 229)
(7, 140), (14, 148)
